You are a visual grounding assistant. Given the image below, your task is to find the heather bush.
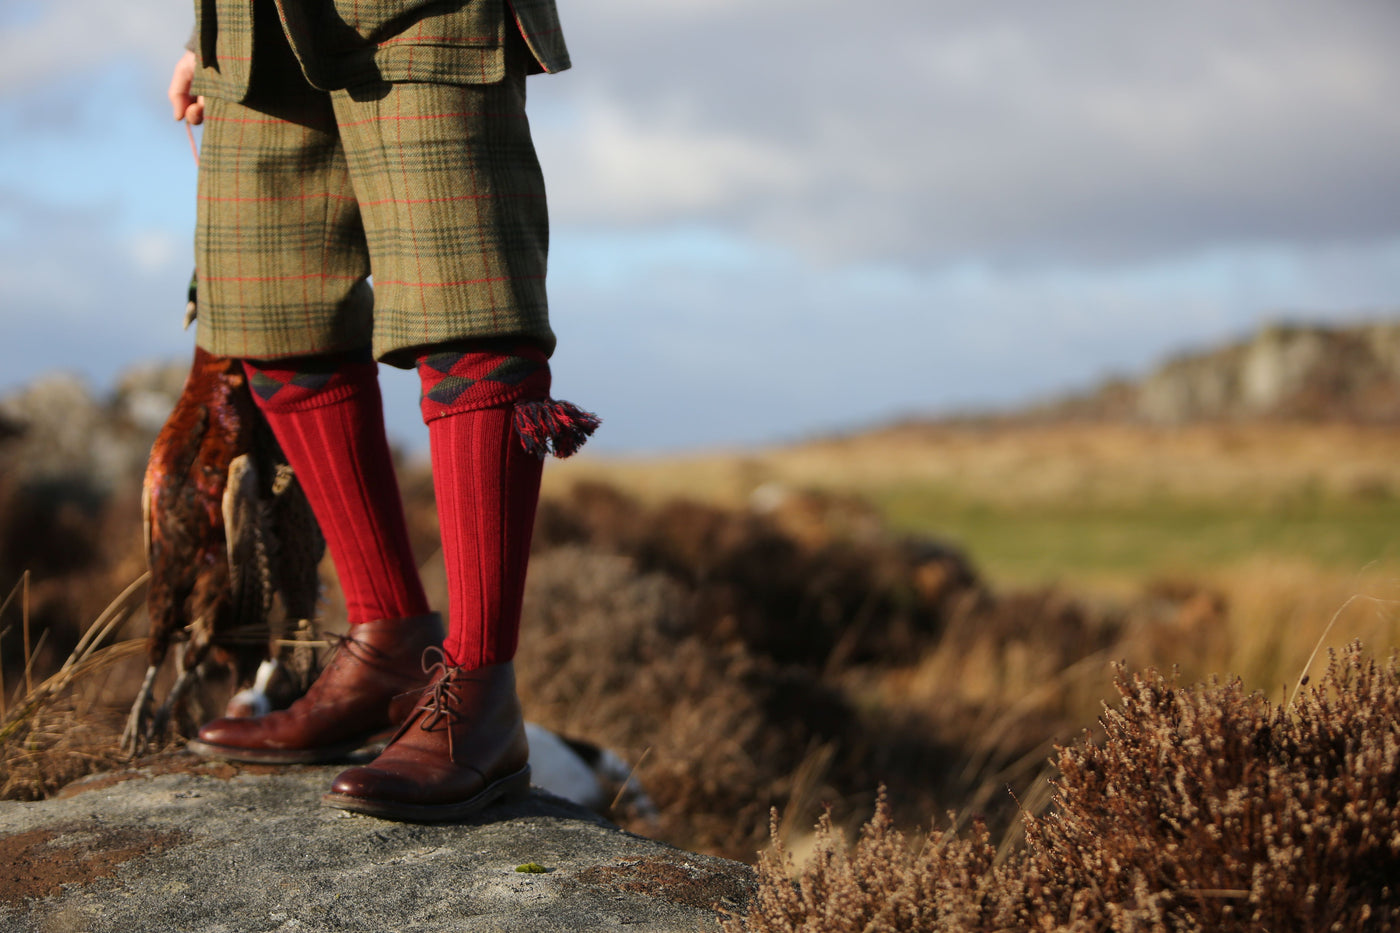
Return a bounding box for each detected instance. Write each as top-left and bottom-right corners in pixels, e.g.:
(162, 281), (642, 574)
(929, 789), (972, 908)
(1024, 642), (1400, 930)
(533, 482), (978, 668)
(729, 643), (1400, 932)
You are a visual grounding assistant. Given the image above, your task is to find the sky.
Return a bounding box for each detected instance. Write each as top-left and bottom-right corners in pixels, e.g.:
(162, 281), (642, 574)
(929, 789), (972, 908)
(2, 1), (1399, 453)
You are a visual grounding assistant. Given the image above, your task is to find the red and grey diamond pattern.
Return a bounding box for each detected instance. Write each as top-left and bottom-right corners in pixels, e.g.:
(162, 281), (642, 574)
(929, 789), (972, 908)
(416, 346), (550, 422)
(246, 348), (377, 411)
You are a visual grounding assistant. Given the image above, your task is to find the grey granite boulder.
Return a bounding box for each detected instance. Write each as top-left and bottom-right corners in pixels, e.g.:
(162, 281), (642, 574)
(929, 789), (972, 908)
(0, 757), (755, 933)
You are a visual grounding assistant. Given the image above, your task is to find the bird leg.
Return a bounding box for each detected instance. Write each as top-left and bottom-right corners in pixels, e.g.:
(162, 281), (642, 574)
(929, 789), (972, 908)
(150, 664), (196, 739)
(182, 658), (218, 730)
(153, 651), (232, 740)
(120, 664), (161, 757)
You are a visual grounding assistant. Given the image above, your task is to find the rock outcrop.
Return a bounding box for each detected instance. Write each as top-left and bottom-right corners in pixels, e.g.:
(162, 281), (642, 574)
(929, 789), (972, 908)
(0, 757), (755, 932)
(1038, 318), (1400, 424)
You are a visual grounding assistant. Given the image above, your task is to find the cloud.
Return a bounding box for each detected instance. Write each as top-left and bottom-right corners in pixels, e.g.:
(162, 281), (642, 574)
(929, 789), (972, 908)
(0, 0), (183, 92)
(540, 232), (1400, 451)
(12, 0), (1399, 269)
(541, 101), (807, 223)
(126, 230), (179, 272)
(536, 0), (1400, 266)
(4, 0), (1399, 453)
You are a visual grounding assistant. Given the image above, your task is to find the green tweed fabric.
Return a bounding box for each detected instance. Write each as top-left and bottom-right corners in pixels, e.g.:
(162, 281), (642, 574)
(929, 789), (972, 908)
(193, 20), (554, 364)
(193, 0), (254, 103)
(193, 0), (570, 101)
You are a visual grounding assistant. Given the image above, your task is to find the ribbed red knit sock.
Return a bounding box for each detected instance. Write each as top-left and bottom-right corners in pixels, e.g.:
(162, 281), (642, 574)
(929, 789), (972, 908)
(427, 406), (541, 668)
(243, 350), (429, 625)
(418, 343), (598, 669)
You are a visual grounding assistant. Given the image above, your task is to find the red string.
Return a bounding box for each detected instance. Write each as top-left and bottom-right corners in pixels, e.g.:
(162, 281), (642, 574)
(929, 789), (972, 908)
(186, 121), (200, 166)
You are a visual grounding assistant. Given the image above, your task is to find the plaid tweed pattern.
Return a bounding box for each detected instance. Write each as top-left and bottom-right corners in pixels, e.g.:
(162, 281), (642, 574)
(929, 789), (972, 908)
(192, 0), (569, 100)
(192, 0), (254, 102)
(416, 345), (550, 422)
(194, 19), (555, 364)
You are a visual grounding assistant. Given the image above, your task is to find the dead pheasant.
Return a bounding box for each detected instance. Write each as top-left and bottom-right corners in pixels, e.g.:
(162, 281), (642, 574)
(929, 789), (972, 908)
(121, 345), (325, 754)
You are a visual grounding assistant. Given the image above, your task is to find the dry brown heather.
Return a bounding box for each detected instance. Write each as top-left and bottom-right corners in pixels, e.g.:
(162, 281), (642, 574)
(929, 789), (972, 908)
(729, 645), (1400, 933)
(4, 477), (1250, 862)
(3, 441), (1399, 888)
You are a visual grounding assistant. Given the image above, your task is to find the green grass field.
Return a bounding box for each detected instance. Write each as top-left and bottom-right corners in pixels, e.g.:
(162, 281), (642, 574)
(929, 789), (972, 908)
(871, 482), (1400, 588)
(552, 421), (1400, 593)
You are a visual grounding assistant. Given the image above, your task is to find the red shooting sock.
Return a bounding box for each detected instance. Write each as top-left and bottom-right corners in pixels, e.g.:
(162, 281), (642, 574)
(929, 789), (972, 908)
(418, 343), (598, 669)
(243, 350), (430, 625)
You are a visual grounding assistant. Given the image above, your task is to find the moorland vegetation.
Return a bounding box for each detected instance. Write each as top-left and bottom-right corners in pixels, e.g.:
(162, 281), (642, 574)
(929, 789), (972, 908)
(3, 322), (1399, 928)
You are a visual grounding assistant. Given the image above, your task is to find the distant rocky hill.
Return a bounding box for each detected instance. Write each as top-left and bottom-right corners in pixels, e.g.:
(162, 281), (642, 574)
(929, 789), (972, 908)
(1031, 318), (1400, 424)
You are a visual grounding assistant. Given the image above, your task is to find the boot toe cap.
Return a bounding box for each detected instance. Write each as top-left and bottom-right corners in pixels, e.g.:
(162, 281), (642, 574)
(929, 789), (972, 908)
(328, 765), (393, 799)
(196, 715), (255, 747)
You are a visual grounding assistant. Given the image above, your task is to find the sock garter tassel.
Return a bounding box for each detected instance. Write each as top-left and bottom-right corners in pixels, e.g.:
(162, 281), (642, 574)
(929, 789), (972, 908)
(513, 399), (601, 459)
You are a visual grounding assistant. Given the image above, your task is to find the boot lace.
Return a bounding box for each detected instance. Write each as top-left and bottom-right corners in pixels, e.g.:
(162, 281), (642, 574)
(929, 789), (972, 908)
(297, 630), (362, 702)
(418, 647), (462, 759)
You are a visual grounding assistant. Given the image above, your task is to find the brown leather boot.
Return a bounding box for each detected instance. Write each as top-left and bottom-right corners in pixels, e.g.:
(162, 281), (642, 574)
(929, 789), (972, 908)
(187, 613), (445, 764)
(321, 653), (531, 821)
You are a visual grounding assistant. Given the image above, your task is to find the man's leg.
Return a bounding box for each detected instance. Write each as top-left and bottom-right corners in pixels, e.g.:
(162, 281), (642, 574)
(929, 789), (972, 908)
(187, 50), (443, 763)
(189, 351), (445, 763)
(322, 343), (597, 819)
(310, 31), (593, 816)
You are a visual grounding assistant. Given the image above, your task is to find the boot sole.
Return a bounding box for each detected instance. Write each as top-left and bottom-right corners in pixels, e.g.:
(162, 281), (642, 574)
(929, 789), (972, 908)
(185, 733), (393, 766)
(320, 765), (532, 822)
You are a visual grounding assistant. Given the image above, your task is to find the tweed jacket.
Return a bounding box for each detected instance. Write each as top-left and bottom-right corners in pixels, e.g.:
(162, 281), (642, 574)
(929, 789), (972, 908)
(192, 0), (569, 101)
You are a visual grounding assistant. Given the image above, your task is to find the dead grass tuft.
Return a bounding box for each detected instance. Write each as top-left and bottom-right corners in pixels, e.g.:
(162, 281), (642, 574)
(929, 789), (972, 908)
(0, 575), (149, 800)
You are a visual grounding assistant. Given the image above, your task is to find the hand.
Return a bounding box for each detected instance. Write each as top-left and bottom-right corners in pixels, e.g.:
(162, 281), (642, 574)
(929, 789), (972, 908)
(169, 50), (206, 125)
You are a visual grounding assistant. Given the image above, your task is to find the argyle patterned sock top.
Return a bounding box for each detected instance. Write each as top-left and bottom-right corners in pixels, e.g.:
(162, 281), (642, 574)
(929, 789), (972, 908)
(417, 343), (600, 458)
